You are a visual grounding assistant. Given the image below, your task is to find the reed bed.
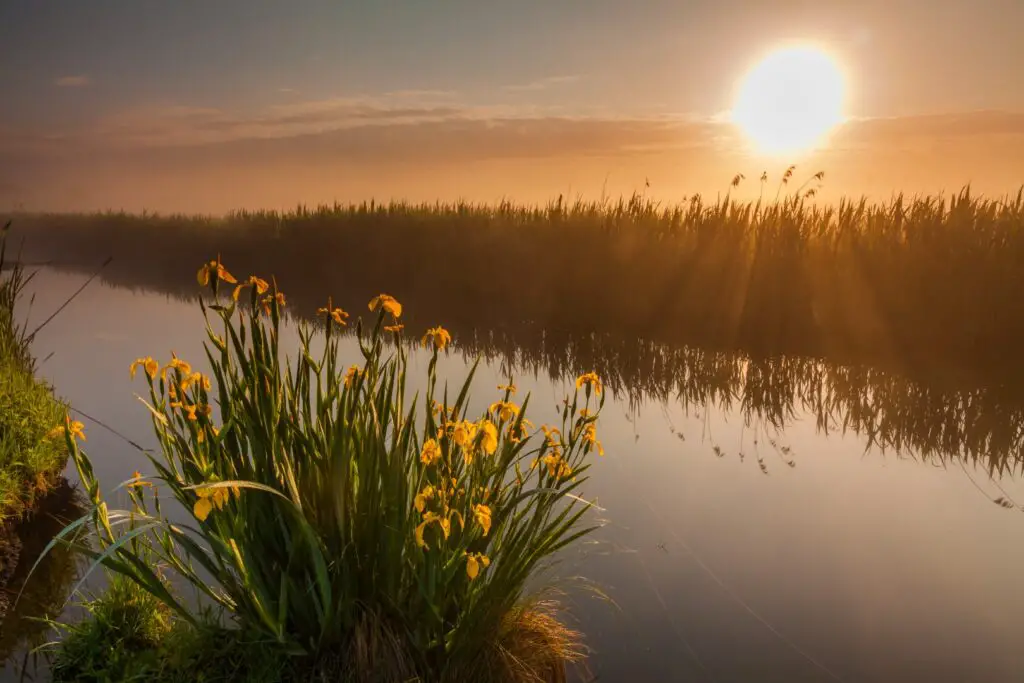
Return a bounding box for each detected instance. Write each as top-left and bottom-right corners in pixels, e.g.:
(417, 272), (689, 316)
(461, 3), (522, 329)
(9, 183), (1024, 380)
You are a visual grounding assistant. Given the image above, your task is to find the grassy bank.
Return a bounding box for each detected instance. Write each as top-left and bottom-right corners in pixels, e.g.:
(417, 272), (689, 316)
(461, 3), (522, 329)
(0, 223), (71, 522)
(44, 258), (605, 681)
(9, 182), (1024, 382)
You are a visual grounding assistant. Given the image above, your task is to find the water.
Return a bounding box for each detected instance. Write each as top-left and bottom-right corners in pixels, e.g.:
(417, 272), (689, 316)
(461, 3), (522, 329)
(4, 267), (1024, 682)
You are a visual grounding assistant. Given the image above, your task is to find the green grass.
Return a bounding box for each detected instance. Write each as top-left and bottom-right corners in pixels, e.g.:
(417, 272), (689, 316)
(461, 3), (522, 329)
(51, 573), (307, 682)
(10, 178), (1024, 382)
(49, 574), (303, 683)
(0, 222), (72, 522)
(44, 258), (604, 681)
(50, 575), (581, 683)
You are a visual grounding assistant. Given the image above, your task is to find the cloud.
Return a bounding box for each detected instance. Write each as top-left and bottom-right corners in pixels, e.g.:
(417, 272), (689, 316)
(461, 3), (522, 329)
(5, 104), (1024, 213)
(77, 116), (722, 169)
(832, 110), (1024, 149)
(84, 92), (481, 147)
(502, 75), (581, 93)
(54, 75), (91, 87)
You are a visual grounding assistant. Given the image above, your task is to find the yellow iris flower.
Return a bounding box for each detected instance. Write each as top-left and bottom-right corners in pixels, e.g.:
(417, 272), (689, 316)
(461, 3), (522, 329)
(414, 511), (450, 549)
(575, 371), (602, 396)
(541, 425), (561, 447)
(161, 354), (192, 380)
(488, 401), (519, 423)
(583, 423), (605, 456)
(260, 292), (286, 315)
(232, 275), (270, 301)
(420, 438), (441, 466)
(129, 356), (160, 380)
(452, 420), (477, 448)
(127, 470), (153, 488)
(343, 365), (362, 388)
(181, 371), (211, 392)
(478, 420), (498, 456)
(196, 259), (237, 287)
(421, 326), (452, 351)
(63, 416), (86, 442)
(414, 484), (436, 513)
(473, 503), (492, 536)
(465, 552), (491, 580)
(194, 496), (214, 521)
(510, 418), (534, 443)
(316, 297), (350, 326)
(542, 453), (572, 481)
(193, 483), (238, 522)
(368, 294), (402, 318)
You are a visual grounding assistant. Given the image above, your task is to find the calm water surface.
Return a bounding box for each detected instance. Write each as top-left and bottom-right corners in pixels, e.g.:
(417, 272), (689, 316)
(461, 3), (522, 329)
(4, 268), (1024, 682)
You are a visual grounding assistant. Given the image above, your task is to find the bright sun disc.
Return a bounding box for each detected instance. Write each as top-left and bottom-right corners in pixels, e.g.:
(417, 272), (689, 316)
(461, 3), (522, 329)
(732, 45), (847, 155)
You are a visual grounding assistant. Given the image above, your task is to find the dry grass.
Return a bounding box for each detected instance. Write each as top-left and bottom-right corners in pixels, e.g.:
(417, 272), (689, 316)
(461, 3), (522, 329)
(306, 600), (582, 683)
(463, 599), (584, 683)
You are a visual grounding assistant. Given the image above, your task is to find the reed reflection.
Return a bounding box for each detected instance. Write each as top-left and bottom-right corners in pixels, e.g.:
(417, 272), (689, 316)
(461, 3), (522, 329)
(34, 264), (1024, 480)
(1, 482), (85, 667)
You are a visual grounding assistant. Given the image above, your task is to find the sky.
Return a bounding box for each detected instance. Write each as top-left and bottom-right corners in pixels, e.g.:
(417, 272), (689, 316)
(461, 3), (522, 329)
(2, 0), (1024, 213)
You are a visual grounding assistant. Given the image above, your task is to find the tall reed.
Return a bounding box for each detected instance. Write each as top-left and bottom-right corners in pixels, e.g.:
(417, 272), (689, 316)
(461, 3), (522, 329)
(13, 183), (1024, 380)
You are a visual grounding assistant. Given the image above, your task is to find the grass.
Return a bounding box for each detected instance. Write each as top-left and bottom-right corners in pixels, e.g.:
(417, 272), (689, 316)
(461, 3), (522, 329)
(51, 574), (300, 683)
(42, 258), (606, 681)
(50, 576), (581, 682)
(0, 221), (79, 676)
(0, 222), (72, 522)
(9, 178), (1024, 383)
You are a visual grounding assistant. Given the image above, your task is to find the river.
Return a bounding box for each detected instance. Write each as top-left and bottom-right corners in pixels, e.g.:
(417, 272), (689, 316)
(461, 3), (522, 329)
(3, 267), (1024, 682)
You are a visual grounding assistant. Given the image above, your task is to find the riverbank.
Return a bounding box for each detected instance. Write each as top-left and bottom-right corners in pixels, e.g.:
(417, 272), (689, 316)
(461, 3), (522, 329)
(0, 223), (71, 523)
(0, 223), (78, 675)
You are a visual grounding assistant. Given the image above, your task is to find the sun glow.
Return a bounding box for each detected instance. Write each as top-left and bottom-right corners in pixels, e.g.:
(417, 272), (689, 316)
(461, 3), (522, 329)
(731, 45), (847, 156)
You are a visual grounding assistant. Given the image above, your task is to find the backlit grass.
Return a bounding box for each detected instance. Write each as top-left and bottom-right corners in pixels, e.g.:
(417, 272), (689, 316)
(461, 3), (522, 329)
(10, 180), (1024, 380)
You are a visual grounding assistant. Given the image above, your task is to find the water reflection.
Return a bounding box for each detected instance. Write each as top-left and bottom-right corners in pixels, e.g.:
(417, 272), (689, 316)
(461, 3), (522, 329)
(11, 267), (1024, 682)
(0, 482), (84, 673)
(33, 265), (1024, 479)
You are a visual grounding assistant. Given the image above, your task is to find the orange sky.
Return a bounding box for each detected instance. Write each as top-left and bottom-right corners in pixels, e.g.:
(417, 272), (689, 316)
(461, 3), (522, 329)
(3, 1), (1023, 213)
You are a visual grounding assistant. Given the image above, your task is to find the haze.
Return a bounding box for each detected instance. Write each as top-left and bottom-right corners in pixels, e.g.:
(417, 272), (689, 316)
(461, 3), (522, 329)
(3, 0), (1023, 214)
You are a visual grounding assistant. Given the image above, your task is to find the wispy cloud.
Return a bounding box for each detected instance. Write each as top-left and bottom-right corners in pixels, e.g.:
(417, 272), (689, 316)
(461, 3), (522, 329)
(6, 97), (1024, 213)
(502, 75), (581, 93)
(6, 108), (1024, 214)
(54, 75), (91, 87)
(78, 91), (541, 147)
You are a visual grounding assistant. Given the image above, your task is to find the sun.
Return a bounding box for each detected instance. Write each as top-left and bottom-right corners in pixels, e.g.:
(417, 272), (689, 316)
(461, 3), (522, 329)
(731, 45), (847, 156)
